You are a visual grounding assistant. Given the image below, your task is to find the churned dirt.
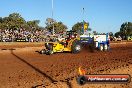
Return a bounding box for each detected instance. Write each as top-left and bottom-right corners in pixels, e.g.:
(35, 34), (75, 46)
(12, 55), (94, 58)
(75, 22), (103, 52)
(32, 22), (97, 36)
(0, 42), (132, 88)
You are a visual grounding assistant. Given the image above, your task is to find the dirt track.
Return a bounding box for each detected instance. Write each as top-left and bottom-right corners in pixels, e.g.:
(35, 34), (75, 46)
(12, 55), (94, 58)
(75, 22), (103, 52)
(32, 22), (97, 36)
(0, 42), (132, 88)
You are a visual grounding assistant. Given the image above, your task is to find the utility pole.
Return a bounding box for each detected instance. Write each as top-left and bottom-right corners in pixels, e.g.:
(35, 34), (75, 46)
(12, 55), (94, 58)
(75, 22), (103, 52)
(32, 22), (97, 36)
(52, 0), (54, 35)
(82, 8), (85, 34)
(83, 8), (85, 22)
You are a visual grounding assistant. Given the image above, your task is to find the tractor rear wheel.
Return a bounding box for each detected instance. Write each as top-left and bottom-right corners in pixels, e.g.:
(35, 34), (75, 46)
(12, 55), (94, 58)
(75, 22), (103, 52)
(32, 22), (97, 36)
(71, 40), (82, 53)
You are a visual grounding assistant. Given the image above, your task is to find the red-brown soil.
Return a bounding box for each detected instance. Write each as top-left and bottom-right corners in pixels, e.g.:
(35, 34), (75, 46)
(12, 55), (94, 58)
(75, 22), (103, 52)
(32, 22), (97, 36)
(0, 42), (132, 88)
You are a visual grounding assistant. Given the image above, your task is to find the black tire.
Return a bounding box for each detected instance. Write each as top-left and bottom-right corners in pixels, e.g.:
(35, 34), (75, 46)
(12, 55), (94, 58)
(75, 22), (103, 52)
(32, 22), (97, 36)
(46, 50), (54, 55)
(71, 40), (82, 53)
(89, 38), (95, 52)
(40, 49), (46, 54)
(89, 44), (94, 52)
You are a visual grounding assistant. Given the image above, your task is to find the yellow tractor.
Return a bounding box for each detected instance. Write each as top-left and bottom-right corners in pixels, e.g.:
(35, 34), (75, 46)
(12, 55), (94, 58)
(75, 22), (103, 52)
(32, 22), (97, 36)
(40, 31), (82, 55)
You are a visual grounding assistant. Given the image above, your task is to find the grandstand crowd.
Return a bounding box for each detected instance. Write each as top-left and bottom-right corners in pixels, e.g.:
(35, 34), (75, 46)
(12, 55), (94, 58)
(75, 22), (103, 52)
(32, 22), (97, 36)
(0, 28), (52, 42)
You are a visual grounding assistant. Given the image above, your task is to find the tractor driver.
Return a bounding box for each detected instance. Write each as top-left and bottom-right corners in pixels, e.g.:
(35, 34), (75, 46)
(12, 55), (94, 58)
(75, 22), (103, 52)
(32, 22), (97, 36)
(65, 32), (78, 46)
(57, 37), (67, 47)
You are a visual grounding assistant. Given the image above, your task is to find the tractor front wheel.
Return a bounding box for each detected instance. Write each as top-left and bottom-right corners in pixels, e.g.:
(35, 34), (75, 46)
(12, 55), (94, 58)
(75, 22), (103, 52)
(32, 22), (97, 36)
(46, 50), (54, 55)
(40, 49), (46, 54)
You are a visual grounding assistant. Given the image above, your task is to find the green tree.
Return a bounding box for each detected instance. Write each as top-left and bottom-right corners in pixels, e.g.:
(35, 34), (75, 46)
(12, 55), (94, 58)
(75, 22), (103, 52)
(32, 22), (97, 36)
(27, 20), (40, 30)
(0, 13), (42, 31)
(127, 22), (132, 36)
(115, 22), (132, 39)
(0, 13), (26, 30)
(0, 23), (7, 30)
(72, 22), (83, 33)
(8, 13), (26, 28)
(109, 32), (113, 36)
(115, 32), (121, 38)
(54, 22), (67, 33)
(0, 17), (3, 23)
(9, 13), (26, 24)
(72, 21), (89, 34)
(45, 18), (55, 26)
(119, 22), (132, 39)
(45, 18), (67, 33)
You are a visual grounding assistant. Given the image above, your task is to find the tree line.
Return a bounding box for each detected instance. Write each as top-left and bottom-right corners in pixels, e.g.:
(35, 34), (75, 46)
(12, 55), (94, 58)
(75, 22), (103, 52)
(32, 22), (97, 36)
(0, 13), (132, 38)
(0, 13), (68, 33)
(0, 13), (90, 34)
(0, 13), (41, 31)
(115, 22), (132, 39)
